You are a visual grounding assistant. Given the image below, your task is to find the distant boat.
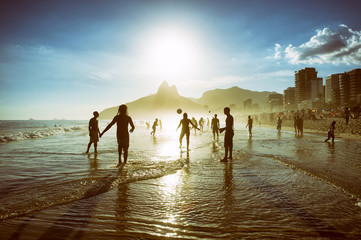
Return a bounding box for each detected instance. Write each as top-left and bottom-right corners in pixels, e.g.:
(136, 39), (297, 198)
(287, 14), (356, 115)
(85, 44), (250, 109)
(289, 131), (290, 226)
(28, 118), (35, 120)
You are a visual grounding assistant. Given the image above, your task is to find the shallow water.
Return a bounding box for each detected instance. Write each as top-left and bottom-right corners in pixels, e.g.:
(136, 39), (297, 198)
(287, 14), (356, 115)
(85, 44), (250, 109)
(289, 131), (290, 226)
(1, 120), (361, 239)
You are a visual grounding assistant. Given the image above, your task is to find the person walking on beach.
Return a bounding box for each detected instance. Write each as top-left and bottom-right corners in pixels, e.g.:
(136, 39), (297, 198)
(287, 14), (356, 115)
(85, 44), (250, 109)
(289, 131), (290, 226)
(150, 118), (158, 136)
(199, 117), (205, 131)
(297, 115), (303, 135)
(324, 121), (336, 143)
(245, 115), (253, 136)
(344, 107), (350, 125)
(211, 114), (220, 140)
(294, 115), (298, 133)
(86, 111), (101, 154)
(276, 117), (282, 133)
(191, 117), (198, 134)
(100, 104), (135, 165)
(219, 107), (234, 162)
(177, 113), (200, 150)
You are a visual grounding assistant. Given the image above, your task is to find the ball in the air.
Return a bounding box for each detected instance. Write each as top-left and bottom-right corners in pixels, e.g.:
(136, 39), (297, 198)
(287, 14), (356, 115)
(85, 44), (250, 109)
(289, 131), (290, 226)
(177, 108), (182, 114)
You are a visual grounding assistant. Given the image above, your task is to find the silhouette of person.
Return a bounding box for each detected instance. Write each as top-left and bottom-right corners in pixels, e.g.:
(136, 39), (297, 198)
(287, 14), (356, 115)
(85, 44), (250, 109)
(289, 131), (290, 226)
(199, 117), (205, 131)
(211, 114), (220, 140)
(100, 104), (135, 165)
(344, 107), (350, 125)
(276, 117), (282, 133)
(219, 107), (234, 162)
(324, 121), (336, 143)
(177, 113), (200, 150)
(150, 118), (158, 136)
(294, 115), (298, 133)
(245, 115), (253, 136)
(191, 117), (198, 133)
(297, 115), (303, 135)
(86, 111), (101, 153)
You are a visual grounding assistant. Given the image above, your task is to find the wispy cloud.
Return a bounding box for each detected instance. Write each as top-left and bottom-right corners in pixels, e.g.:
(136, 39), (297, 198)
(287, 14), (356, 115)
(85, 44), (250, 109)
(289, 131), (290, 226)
(274, 43), (281, 59)
(88, 71), (117, 82)
(283, 24), (361, 65)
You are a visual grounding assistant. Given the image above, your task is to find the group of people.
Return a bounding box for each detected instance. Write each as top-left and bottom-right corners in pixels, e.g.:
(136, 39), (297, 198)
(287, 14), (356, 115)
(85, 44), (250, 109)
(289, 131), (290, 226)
(294, 115), (304, 135)
(86, 105), (235, 165)
(86, 105), (135, 165)
(176, 107), (233, 162)
(86, 104), (340, 166)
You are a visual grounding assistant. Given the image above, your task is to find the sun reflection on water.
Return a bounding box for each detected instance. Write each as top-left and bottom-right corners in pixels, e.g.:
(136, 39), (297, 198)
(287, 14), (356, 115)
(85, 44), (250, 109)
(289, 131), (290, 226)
(159, 170), (183, 227)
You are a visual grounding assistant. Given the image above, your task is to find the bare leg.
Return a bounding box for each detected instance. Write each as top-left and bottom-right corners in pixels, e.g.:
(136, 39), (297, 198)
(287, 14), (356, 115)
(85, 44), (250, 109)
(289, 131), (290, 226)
(221, 146), (228, 161)
(86, 142), (92, 153)
(229, 145), (233, 159)
(94, 142), (97, 153)
(124, 147), (128, 163)
(186, 132), (190, 150)
(118, 145), (122, 165)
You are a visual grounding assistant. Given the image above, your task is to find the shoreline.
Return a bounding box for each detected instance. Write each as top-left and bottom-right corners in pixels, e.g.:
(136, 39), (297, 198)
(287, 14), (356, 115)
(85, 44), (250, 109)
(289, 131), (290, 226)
(260, 121), (361, 141)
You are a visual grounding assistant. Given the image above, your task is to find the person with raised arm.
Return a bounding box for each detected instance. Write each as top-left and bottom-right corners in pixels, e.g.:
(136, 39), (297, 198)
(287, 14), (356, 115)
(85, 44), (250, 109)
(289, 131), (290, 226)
(100, 104), (135, 166)
(177, 112), (200, 150)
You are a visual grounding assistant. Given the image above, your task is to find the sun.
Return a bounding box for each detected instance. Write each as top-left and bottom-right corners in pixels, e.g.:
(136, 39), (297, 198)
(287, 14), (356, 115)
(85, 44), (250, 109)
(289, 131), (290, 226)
(142, 27), (202, 79)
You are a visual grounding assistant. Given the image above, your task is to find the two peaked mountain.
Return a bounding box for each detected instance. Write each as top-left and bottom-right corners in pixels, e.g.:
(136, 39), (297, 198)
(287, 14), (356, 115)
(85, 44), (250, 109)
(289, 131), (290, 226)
(99, 81), (204, 119)
(99, 81), (276, 119)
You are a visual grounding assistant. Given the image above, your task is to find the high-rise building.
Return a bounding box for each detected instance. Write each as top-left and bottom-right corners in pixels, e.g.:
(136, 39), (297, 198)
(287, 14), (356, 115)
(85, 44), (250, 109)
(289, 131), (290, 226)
(283, 87), (295, 110)
(325, 74), (342, 104)
(339, 73), (350, 106)
(268, 93), (283, 111)
(348, 68), (361, 104)
(311, 77), (323, 100)
(295, 68), (318, 104)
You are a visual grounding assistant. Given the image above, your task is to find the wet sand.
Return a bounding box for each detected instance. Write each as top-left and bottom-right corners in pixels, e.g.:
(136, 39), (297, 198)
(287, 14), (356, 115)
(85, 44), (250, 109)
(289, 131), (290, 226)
(261, 118), (361, 141)
(1, 126), (361, 239)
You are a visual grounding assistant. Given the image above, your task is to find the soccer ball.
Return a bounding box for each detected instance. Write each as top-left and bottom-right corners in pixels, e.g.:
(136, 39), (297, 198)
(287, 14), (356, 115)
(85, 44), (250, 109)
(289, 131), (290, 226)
(177, 108), (182, 114)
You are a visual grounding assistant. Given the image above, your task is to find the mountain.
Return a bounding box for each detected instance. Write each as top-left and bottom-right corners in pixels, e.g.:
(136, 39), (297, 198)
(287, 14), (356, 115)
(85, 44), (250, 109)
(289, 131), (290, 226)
(99, 82), (277, 120)
(99, 81), (205, 119)
(191, 86), (277, 112)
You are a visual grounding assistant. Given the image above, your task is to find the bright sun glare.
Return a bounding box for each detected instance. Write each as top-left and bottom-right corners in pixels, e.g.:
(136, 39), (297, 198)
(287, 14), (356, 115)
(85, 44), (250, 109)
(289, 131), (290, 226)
(142, 28), (202, 79)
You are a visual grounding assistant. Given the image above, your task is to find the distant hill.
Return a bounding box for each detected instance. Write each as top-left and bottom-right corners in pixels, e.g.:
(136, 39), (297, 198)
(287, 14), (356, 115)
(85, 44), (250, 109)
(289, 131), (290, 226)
(191, 86), (277, 112)
(99, 82), (277, 120)
(99, 81), (205, 119)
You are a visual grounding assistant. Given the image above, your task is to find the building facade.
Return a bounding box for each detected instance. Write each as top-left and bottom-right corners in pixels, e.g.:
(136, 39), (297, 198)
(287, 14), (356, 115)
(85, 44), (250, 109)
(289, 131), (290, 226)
(268, 93), (283, 112)
(295, 68), (318, 104)
(283, 87), (295, 110)
(325, 74), (342, 105)
(311, 77), (323, 100)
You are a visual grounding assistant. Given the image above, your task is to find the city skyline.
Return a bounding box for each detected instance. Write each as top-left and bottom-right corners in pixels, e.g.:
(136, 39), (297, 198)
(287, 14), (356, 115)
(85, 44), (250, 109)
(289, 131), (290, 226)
(1, 0), (361, 119)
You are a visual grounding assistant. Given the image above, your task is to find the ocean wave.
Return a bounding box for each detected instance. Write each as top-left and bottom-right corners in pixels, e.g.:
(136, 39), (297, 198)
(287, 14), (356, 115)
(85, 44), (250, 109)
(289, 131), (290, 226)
(0, 158), (187, 221)
(0, 126), (86, 143)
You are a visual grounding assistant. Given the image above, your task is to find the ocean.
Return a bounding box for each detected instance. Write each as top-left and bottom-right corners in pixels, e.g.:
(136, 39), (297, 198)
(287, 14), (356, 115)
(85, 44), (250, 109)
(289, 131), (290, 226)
(1, 119), (361, 239)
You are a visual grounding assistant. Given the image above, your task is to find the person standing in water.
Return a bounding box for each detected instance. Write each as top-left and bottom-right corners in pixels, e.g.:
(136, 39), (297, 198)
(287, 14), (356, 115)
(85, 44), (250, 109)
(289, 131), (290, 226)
(324, 121), (336, 143)
(219, 107), (234, 162)
(150, 118), (158, 136)
(177, 113), (200, 150)
(100, 104), (135, 165)
(211, 114), (220, 140)
(191, 117), (198, 134)
(86, 111), (101, 154)
(276, 117), (282, 133)
(245, 115), (253, 136)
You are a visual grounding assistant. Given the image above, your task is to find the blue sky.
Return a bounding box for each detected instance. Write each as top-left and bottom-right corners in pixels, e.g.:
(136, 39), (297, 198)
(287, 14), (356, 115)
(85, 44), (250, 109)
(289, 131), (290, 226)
(1, 0), (360, 119)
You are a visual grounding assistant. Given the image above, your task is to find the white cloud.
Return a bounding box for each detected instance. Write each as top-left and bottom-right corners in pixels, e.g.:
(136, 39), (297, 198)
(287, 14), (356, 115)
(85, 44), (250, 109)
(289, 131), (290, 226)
(274, 43), (281, 59)
(88, 71), (116, 82)
(284, 24), (361, 65)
